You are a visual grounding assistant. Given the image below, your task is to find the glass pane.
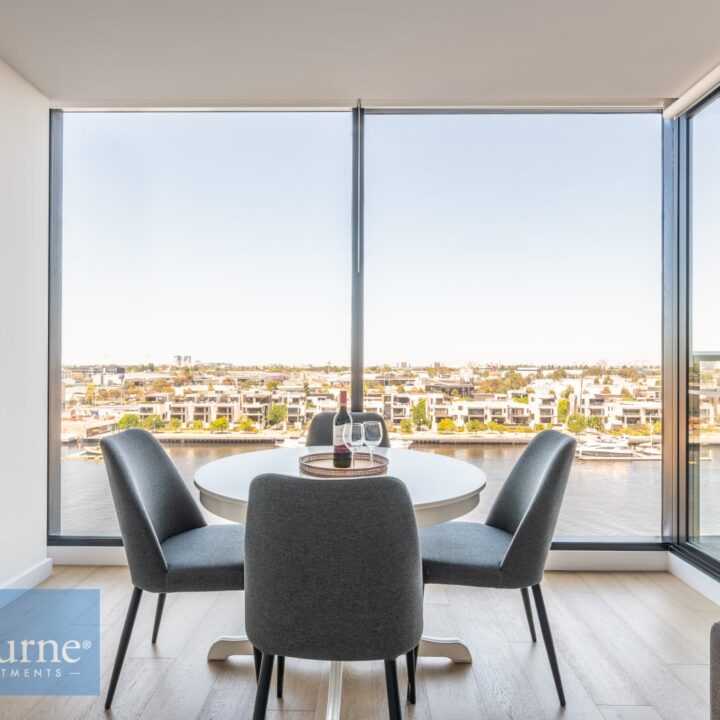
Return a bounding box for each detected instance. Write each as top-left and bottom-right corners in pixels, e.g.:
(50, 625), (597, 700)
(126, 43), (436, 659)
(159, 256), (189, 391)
(364, 113), (662, 536)
(58, 112), (351, 536)
(689, 97), (720, 555)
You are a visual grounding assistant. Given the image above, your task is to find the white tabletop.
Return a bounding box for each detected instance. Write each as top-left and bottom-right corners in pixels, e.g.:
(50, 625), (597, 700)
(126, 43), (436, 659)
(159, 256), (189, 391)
(194, 446), (486, 528)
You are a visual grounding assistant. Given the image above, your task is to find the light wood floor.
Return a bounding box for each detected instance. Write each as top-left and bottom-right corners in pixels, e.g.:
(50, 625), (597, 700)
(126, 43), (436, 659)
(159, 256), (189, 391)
(3, 567), (717, 720)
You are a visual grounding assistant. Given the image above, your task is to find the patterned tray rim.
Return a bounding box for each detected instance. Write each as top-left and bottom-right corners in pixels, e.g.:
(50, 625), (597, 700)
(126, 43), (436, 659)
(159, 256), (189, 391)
(299, 451), (388, 478)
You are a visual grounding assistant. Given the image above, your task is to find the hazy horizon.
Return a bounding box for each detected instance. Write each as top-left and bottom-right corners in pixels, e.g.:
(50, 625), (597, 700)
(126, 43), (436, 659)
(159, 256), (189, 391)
(62, 357), (660, 370)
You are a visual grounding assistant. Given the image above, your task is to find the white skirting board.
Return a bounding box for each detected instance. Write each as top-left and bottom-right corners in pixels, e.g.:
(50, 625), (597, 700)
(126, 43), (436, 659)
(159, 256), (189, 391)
(667, 552), (720, 607)
(546, 550), (668, 572)
(48, 545), (127, 565)
(49, 544), (668, 571)
(2, 557), (53, 589)
(39, 545), (720, 609)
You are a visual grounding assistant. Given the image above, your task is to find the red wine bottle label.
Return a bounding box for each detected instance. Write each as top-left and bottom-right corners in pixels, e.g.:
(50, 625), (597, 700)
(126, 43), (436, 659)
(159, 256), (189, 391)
(333, 425), (349, 450)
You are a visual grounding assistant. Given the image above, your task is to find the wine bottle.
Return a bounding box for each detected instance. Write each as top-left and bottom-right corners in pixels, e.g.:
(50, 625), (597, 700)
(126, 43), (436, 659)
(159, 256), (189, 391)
(333, 390), (352, 469)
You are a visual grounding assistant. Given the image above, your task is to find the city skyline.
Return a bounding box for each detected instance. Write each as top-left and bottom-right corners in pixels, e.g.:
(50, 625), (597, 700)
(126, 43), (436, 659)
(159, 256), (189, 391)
(63, 357), (660, 370)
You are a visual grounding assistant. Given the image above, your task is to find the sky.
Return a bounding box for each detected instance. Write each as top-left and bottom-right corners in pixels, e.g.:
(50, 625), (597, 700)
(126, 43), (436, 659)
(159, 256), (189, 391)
(62, 111), (663, 367)
(691, 96), (720, 355)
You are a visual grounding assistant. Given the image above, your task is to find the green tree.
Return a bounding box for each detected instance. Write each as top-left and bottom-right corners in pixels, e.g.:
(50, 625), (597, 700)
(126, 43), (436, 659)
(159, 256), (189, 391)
(267, 403), (288, 427)
(465, 419), (486, 434)
(192, 419), (204, 430)
(399, 418), (413, 434)
(142, 414), (164, 432)
(166, 417), (182, 431)
(558, 398), (570, 423)
(561, 385), (574, 399)
(587, 416), (604, 431)
(118, 413), (140, 430)
(602, 385), (611, 394)
(412, 399), (429, 429)
(210, 416), (229, 432)
(504, 370), (528, 390)
(566, 414), (588, 434)
(236, 416), (257, 432)
(84, 383), (96, 405)
(437, 418), (457, 433)
(551, 368), (567, 380)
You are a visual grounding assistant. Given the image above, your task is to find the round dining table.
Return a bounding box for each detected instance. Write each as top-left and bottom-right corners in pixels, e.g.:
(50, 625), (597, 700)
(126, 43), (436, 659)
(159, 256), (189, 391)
(194, 446), (486, 720)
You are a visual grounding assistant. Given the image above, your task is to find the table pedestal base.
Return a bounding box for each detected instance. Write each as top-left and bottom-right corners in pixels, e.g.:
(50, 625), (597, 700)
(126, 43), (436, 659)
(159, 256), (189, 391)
(326, 661), (343, 720)
(418, 635), (472, 663)
(207, 635), (254, 660)
(207, 634), (472, 719)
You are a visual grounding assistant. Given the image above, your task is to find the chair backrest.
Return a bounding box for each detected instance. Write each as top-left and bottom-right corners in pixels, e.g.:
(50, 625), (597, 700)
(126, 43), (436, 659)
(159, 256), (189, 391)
(305, 411), (391, 447)
(244, 473), (423, 661)
(100, 429), (206, 591)
(485, 430), (576, 587)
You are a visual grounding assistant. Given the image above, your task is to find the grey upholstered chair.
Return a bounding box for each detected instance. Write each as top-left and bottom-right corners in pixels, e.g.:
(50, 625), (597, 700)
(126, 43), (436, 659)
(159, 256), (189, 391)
(420, 429), (576, 707)
(100, 429), (246, 709)
(245, 473), (423, 720)
(712, 622), (720, 719)
(305, 411), (391, 447)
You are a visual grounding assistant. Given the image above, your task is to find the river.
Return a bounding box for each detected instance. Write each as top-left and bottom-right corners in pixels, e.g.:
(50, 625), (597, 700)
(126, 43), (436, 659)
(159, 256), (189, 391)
(56, 442), (700, 538)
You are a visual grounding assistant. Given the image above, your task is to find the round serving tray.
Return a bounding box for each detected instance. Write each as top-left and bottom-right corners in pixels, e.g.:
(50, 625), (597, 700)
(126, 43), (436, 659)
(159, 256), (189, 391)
(299, 451), (389, 478)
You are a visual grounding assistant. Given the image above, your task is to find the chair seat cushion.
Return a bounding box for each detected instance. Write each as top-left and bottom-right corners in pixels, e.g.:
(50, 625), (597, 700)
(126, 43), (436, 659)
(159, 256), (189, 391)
(420, 521), (513, 588)
(161, 523), (245, 592)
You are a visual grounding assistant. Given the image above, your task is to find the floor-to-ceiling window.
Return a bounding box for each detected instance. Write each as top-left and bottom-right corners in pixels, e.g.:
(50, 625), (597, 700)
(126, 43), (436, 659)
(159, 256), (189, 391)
(363, 112), (663, 537)
(51, 111), (352, 538)
(688, 96), (720, 557)
(49, 108), (665, 544)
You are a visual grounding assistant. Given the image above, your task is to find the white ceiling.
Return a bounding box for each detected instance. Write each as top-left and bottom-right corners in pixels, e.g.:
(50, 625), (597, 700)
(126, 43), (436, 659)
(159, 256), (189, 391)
(0, 0), (719, 108)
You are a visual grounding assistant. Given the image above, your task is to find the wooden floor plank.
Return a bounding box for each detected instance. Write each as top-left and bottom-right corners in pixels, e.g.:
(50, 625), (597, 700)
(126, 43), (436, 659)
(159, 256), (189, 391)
(597, 707), (664, 720)
(554, 591), (707, 720)
(2, 568), (714, 720)
(579, 572), (707, 665)
(509, 642), (605, 720)
(538, 587), (644, 707)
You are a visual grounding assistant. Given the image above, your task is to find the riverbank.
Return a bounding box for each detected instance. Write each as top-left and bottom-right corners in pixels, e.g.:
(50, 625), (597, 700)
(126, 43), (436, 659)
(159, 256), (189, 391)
(73, 429), (720, 447)
(153, 431), (538, 446)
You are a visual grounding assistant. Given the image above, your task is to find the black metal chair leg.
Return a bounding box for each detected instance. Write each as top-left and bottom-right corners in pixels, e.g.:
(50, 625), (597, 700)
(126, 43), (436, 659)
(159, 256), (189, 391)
(152, 593), (166, 644)
(276, 655), (285, 698)
(253, 646), (262, 682)
(252, 653), (275, 720)
(105, 586), (142, 709)
(406, 648), (417, 704)
(384, 659), (402, 720)
(531, 584), (566, 707)
(521, 587), (537, 642)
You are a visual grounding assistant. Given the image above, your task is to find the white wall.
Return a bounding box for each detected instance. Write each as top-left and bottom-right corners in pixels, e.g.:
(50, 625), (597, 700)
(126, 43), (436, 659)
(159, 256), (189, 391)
(0, 58), (51, 587)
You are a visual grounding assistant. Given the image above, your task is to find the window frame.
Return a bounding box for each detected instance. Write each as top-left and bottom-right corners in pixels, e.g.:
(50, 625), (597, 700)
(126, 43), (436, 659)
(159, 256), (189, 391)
(48, 106), (671, 550)
(675, 86), (720, 579)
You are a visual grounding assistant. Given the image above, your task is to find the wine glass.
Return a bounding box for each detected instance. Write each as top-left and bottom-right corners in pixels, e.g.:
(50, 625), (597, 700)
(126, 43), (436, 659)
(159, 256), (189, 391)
(363, 421), (383, 464)
(343, 422), (365, 470)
